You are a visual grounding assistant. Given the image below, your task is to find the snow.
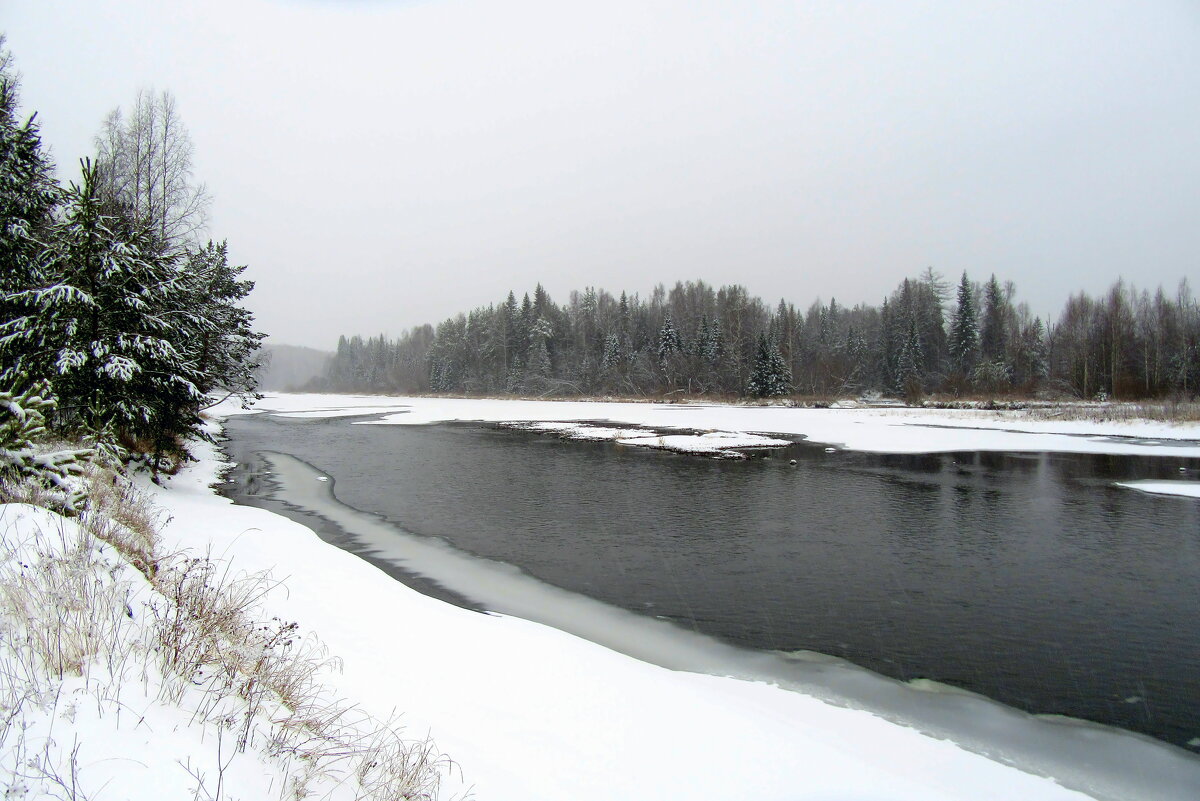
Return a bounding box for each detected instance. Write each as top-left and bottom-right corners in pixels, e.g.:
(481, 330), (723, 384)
(616, 430), (793, 456)
(244, 392), (1200, 458)
(502, 420), (792, 457)
(1114, 480), (1200, 499)
(0, 506), (311, 800)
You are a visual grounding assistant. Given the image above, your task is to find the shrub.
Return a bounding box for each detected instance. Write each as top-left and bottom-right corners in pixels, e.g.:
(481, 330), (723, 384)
(0, 382), (93, 513)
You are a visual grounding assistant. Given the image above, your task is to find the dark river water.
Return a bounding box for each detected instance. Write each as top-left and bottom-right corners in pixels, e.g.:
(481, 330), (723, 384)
(220, 412), (1200, 755)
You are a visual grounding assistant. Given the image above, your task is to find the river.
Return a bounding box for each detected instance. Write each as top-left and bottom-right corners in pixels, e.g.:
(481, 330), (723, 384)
(219, 411), (1200, 758)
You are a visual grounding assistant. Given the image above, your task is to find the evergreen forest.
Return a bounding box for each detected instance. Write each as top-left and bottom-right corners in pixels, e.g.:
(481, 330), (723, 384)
(320, 270), (1200, 402)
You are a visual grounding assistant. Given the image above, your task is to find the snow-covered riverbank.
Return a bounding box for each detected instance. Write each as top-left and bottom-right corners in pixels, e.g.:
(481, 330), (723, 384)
(8, 393), (1196, 799)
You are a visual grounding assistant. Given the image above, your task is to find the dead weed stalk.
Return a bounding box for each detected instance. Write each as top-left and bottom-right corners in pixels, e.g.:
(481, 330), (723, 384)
(1, 467), (453, 800)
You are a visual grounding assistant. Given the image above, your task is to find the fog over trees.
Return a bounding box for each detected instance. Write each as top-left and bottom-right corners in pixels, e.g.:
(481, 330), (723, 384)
(319, 273), (1199, 401)
(255, 344), (333, 392)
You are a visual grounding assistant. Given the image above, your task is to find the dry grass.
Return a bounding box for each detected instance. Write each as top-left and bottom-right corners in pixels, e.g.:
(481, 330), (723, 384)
(919, 397), (1200, 423)
(0, 468), (455, 800)
(1020, 400), (1200, 424)
(76, 467), (163, 576)
(0, 509), (144, 801)
(148, 550), (451, 799)
(0, 521), (136, 685)
(0, 477), (58, 509)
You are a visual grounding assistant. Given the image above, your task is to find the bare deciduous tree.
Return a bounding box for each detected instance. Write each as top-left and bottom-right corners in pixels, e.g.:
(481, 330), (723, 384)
(94, 89), (210, 251)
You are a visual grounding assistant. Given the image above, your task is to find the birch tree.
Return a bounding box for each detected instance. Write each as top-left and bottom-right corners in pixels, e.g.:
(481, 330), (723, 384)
(94, 89), (210, 252)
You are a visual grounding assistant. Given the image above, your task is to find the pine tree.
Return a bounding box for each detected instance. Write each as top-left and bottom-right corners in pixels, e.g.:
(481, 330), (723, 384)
(5, 159), (207, 463)
(700, 315), (721, 364)
(524, 337), (551, 391)
(657, 311), (682, 361)
(980, 274), (1008, 364)
(747, 333), (792, 398)
(895, 316), (923, 398)
(844, 323), (869, 387)
(183, 241), (264, 406)
(601, 332), (622, 370)
(976, 274), (1013, 392)
(1012, 317), (1048, 388)
(503, 290), (519, 370)
(517, 293), (533, 357)
(0, 381), (93, 512)
(1027, 317), (1048, 381)
(949, 271), (978, 374)
(533, 283), (552, 318)
(877, 298), (902, 392)
(768, 337), (793, 397)
(1, 46), (263, 468)
(0, 45), (60, 370)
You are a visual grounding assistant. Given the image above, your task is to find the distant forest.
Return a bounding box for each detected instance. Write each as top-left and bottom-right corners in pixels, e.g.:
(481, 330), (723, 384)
(316, 270), (1199, 401)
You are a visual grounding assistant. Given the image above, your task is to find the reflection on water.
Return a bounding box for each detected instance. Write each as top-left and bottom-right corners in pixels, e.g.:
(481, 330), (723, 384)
(220, 413), (1200, 754)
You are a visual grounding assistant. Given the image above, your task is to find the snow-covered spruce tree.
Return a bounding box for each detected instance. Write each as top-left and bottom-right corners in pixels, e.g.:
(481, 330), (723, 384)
(0, 381), (93, 512)
(600, 331), (624, 391)
(4, 159), (208, 469)
(980, 274), (1009, 366)
(948, 271), (979, 377)
(523, 335), (552, 393)
(747, 333), (792, 398)
(0, 40), (60, 373)
(601, 332), (622, 371)
(769, 335), (794, 396)
(1012, 317), (1048, 389)
(657, 311), (683, 362)
(844, 323), (870, 390)
(657, 311), (684, 388)
(697, 315), (719, 364)
(895, 316), (924, 402)
(183, 240), (264, 407)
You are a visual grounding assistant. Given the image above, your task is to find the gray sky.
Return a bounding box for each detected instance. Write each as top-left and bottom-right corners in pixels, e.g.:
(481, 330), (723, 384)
(5, 0), (1199, 349)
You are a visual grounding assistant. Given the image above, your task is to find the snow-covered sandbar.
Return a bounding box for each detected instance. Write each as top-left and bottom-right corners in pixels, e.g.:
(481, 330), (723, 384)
(1114, 480), (1200, 499)
(255, 392), (1200, 458)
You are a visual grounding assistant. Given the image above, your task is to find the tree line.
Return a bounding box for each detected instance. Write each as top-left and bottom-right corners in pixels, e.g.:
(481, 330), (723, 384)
(319, 269), (1199, 401)
(0, 37), (262, 472)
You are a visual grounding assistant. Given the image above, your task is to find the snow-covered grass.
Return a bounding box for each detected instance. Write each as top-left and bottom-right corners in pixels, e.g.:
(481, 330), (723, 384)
(1021, 400), (1200, 424)
(0, 470), (450, 801)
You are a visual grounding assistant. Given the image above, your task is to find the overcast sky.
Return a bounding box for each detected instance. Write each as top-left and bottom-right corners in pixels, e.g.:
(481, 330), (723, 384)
(5, 0), (1199, 349)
